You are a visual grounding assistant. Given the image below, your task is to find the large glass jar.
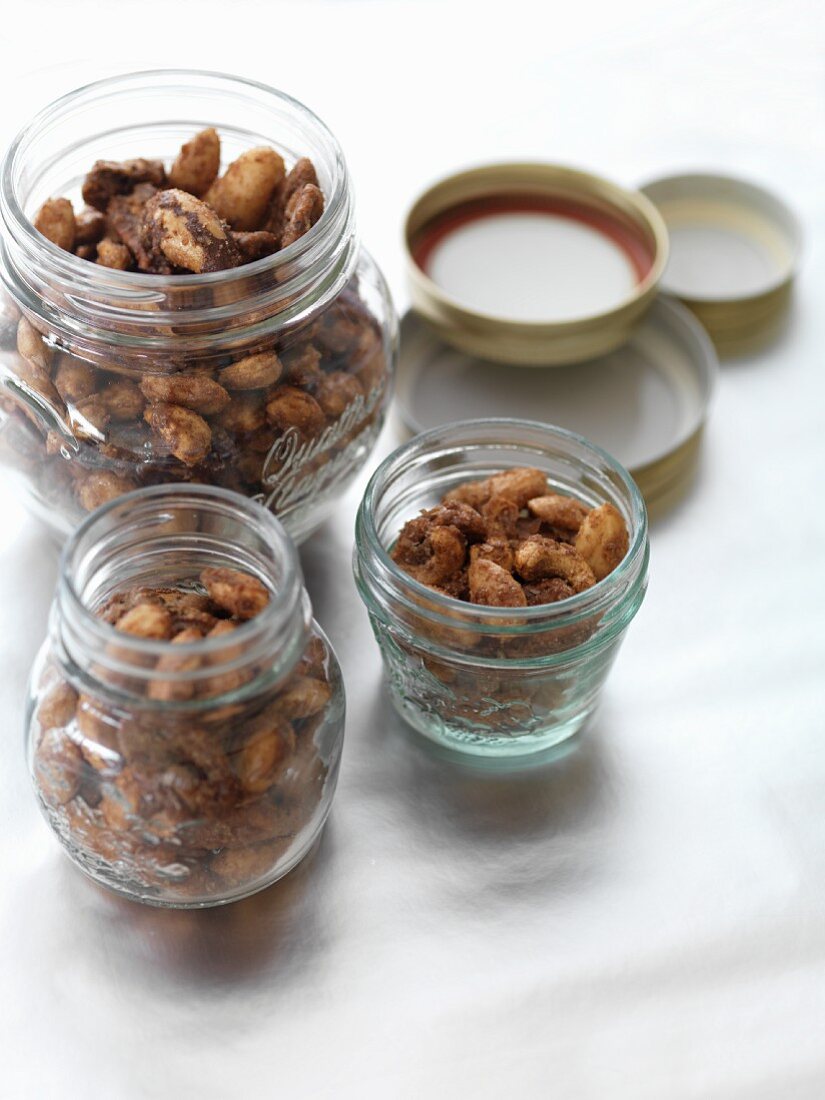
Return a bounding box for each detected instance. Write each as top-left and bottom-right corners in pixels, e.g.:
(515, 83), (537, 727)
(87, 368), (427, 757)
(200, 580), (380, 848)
(354, 419), (649, 760)
(0, 71), (396, 543)
(26, 484), (345, 907)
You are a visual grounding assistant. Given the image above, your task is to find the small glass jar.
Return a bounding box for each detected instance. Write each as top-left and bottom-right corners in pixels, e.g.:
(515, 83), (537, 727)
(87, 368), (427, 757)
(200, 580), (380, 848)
(354, 418), (649, 759)
(26, 484), (345, 907)
(0, 70), (396, 543)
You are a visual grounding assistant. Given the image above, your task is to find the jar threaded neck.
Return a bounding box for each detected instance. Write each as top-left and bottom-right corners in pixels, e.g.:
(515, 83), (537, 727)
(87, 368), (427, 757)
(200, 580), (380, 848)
(54, 484), (311, 704)
(0, 70), (357, 358)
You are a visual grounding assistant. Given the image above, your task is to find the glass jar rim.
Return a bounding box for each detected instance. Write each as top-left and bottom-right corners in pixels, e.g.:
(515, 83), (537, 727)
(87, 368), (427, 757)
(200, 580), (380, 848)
(57, 484), (308, 687)
(0, 68), (348, 292)
(355, 416), (648, 632)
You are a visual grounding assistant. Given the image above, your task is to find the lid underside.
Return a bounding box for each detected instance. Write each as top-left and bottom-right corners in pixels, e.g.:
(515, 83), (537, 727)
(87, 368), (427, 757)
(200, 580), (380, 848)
(396, 297), (716, 502)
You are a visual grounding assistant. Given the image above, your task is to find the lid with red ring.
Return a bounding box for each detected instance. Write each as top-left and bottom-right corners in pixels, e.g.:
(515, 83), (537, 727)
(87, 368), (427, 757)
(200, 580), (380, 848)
(403, 162), (669, 366)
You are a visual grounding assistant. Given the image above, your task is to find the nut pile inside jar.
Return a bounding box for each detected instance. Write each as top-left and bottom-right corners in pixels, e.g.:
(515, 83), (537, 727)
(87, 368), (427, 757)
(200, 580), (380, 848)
(391, 466), (630, 612)
(31, 565), (336, 901)
(33, 129), (324, 272)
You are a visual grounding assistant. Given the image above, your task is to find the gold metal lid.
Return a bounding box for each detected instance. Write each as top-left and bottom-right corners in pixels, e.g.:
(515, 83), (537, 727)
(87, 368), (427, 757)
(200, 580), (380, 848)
(395, 296), (717, 506)
(404, 163), (669, 366)
(640, 172), (801, 356)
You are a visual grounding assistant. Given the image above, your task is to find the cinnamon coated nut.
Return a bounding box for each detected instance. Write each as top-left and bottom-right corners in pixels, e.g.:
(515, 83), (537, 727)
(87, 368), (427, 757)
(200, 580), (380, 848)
(513, 536), (596, 592)
(265, 157), (319, 239)
(275, 676), (332, 720)
(280, 183), (325, 249)
(468, 558), (527, 607)
(35, 728), (83, 806)
(218, 352), (283, 391)
(527, 493), (589, 533)
(265, 386), (326, 438)
(142, 189), (241, 274)
(232, 714), (296, 794)
(106, 184), (163, 272)
(140, 373), (230, 416)
(230, 231), (281, 264)
(204, 146), (285, 231)
(574, 503), (630, 581)
(17, 316), (50, 372)
(200, 566), (270, 620)
(33, 198), (76, 252)
(314, 371), (363, 418)
(115, 602), (175, 639)
(144, 401), (212, 465)
(74, 208), (107, 247)
(36, 682), (79, 731)
(81, 157), (167, 212)
(98, 379), (145, 421)
(53, 359), (97, 403)
(168, 127), (221, 198)
(148, 627), (205, 703)
(96, 239), (132, 270)
(76, 470), (140, 512)
(213, 393), (267, 435)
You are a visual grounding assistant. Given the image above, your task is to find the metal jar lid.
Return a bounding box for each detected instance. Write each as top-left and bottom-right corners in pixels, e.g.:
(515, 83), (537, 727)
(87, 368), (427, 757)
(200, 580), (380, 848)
(404, 163), (669, 366)
(639, 172), (801, 356)
(395, 296), (717, 506)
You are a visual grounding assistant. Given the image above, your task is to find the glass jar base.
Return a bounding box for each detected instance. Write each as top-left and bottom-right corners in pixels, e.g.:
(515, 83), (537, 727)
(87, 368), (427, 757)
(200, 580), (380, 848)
(50, 804), (333, 910)
(389, 689), (593, 762)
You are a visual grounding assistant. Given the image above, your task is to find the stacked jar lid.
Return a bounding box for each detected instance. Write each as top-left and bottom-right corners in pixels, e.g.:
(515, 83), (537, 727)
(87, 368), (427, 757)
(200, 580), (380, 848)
(397, 161), (801, 504)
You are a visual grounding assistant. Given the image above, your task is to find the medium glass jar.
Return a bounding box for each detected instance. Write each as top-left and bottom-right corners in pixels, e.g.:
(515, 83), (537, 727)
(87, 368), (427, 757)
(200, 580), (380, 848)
(0, 70), (396, 543)
(354, 419), (649, 759)
(26, 484), (345, 907)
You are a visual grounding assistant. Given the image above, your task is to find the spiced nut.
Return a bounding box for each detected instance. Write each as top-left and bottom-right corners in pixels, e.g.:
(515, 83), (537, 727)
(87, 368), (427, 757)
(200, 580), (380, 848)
(140, 373), (230, 416)
(204, 147), (285, 231)
(218, 352), (283, 391)
(144, 401), (212, 466)
(142, 189), (241, 274)
(33, 197), (76, 252)
(168, 127), (221, 198)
